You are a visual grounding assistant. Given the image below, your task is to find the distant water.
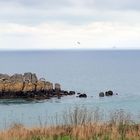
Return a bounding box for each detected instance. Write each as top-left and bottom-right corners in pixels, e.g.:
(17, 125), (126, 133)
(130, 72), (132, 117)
(0, 50), (140, 129)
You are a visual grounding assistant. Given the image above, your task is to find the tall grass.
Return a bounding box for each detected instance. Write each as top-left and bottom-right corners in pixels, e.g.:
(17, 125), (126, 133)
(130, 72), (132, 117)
(0, 106), (140, 140)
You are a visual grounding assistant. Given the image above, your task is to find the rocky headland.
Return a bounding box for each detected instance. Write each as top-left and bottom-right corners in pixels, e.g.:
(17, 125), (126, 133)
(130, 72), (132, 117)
(0, 73), (75, 100)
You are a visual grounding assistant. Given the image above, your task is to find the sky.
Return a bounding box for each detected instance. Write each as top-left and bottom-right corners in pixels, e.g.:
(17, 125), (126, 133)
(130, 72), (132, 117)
(0, 0), (140, 50)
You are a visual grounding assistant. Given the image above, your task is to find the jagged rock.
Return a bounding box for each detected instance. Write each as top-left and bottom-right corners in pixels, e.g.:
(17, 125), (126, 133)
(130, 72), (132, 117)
(0, 74), (10, 81)
(23, 73), (32, 82)
(0, 72), (76, 100)
(32, 73), (38, 83)
(39, 78), (46, 82)
(3, 82), (11, 92)
(23, 82), (36, 92)
(10, 74), (23, 83)
(23, 73), (37, 83)
(10, 82), (24, 92)
(55, 83), (61, 91)
(36, 81), (46, 92)
(0, 82), (4, 92)
(45, 82), (53, 91)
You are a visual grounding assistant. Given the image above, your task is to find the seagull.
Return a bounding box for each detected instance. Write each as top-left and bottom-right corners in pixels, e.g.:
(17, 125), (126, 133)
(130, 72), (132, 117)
(77, 41), (81, 45)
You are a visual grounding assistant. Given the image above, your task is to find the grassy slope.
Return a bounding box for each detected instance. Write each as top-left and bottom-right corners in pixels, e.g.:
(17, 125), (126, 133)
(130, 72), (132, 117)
(0, 106), (140, 140)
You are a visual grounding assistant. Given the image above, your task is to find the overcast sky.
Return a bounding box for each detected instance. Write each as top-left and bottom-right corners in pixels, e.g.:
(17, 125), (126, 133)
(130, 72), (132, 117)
(0, 0), (140, 50)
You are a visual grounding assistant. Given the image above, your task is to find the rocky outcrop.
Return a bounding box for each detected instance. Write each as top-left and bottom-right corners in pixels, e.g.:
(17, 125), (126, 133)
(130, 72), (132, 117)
(23, 82), (36, 93)
(10, 74), (23, 83)
(0, 72), (75, 99)
(36, 81), (46, 92)
(0, 74), (10, 81)
(23, 73), (38, 83)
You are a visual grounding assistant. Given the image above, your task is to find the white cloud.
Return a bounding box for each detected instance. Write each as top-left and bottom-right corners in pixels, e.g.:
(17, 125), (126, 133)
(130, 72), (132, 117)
(0, 0), (140, 25)
(0, 22), (140, 50)
(0, 0), (140, 50)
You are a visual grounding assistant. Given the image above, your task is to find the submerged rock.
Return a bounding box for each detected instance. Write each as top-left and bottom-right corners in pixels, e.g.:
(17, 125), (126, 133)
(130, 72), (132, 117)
(105, 90), (113, 96)
(99, 90), (114, 97)
(99, 92), (104, 97)
(69, 91), (75, 95)
(78, 94), (87, 98)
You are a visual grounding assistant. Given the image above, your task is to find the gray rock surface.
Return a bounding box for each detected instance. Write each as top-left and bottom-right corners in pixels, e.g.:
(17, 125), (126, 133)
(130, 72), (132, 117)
(10, 74), (23, 83)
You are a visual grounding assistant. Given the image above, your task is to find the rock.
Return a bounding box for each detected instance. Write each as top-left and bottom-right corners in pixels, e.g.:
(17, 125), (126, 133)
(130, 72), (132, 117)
(79, 94), (87, 98)
(69, 91), (75, 95)
(45, 82), (53, 91)
(105, 90), (113, 96)
(108, 90), (113, 96)
(55, 83), (61, 91)
(99, 92), (104, 97)
(23, 82), (36, 92)
(10, 74), (23, 83)
(23, 73), (37, 83)
(0, 72), (75, 100)
(0, 82), (5, 92)
(39, 78), (46, 82)
(32, 73), (38, 83)
(9, 82), (24, 92)
(23, 73), (32, 82)
(36, 81), (46, 92)
(77, 93), (81, 95)
(3, 82), (11, 92)
(64, 91), (69, 95)
(0, 74), (10, 82)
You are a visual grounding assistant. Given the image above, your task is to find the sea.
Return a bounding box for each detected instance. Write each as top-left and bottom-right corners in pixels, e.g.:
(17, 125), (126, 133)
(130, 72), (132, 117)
(0, 50), (140, 129)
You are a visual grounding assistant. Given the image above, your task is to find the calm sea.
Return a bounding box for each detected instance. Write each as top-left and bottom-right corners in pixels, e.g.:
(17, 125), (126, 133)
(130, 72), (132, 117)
(0, 50), (140, 129)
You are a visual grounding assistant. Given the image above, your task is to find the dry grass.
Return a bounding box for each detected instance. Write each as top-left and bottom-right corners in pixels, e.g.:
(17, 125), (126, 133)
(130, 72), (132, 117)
(0, 106), (140, 140)
(0, 123), (140, 140)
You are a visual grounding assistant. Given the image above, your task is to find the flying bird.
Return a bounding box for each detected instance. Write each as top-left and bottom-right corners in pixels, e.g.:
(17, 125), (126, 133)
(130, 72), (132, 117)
(77, 41), (81, 45)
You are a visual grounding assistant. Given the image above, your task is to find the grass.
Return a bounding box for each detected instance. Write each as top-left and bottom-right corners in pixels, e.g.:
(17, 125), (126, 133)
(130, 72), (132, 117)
(0, 106), (140, 140)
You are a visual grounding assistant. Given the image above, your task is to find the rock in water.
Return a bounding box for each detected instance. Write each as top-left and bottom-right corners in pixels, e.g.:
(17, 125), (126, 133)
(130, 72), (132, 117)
(0, 72), (76, 100)
(79, 94), (87, 98)
(99, 92), (104, 97)
(55, 83), (61, 91)
(105, 90), (113, 96)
